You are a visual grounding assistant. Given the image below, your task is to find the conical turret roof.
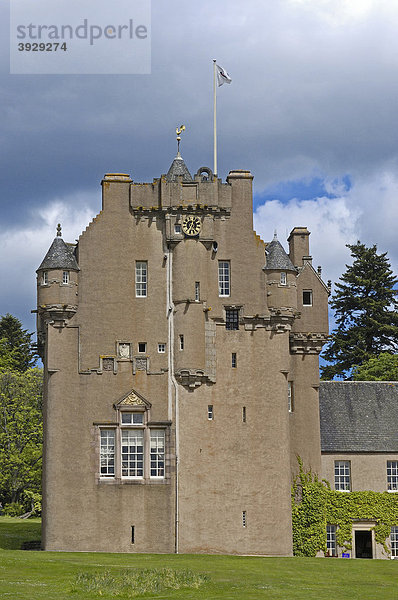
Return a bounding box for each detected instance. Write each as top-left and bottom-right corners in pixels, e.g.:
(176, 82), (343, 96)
(166, 153), (193, 182)
(37, 225), (79, 272)
(264, 235), (297, 272)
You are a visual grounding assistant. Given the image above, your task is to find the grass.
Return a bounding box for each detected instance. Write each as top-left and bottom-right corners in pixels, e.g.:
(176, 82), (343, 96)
(1, 517), (398, 599)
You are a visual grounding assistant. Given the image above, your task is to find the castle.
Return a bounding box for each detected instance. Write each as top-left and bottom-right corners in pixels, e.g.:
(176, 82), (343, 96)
(36, 152), (331, 554)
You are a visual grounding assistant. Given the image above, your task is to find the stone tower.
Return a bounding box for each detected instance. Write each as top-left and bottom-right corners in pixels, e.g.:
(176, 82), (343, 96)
(37, 154), (329, 554)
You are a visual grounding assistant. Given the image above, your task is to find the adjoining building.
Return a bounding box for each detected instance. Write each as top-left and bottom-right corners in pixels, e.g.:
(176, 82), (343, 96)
(36, 153), (329, 555)
(320, 381), (398, 560)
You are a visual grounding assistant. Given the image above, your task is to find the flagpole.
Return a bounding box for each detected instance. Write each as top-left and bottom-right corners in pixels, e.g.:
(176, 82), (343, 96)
(213, 59), (217, 176)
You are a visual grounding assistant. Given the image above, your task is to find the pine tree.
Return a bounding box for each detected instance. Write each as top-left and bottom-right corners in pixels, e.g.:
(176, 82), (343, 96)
(0, 314), (36, 373)
(321, 242), (398, 380)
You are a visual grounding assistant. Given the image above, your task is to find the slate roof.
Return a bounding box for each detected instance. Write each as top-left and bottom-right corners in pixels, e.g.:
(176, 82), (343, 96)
(319, 381), (398, 453)
(263, 239), (297, 272)
(166, 154), (193, 182)
(37, 237), (79, 271)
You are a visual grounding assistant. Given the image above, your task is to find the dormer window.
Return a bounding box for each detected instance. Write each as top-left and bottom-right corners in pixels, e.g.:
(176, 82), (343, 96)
(41, 272), (48, 285)
(62, 271), (70, 284)
(280, 272), (287, 285)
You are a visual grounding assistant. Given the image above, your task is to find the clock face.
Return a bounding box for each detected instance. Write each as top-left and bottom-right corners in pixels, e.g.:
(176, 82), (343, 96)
(181, 215), (201, 237)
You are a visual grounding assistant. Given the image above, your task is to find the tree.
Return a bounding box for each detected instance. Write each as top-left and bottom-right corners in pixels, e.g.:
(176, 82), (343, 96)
(0, 368), (43, 511)
(352, 352), (398, 381)
(321, 242), (398, 380)
(0, 314), (36, 372)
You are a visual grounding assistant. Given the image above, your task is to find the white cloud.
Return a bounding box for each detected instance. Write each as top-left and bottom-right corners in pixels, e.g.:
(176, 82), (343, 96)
(0, 196), (97, 331)
(254, 169), (398, 287)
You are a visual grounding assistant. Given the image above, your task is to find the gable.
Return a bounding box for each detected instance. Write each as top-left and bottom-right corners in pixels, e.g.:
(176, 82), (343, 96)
(114, 388), (152, 409)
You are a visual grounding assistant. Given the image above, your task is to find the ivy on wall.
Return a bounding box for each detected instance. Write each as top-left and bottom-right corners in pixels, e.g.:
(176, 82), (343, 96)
(292, 458), (398, 557)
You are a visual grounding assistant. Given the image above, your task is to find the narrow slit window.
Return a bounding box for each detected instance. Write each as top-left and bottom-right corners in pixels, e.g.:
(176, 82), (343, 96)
(179, 335), (184, 351)
(242, 511), (247, 528)
(288, 382), (293, 413)
(195, 281), (200, 302)
(232, 352), (237, 368)
(208, 405), (213, 420)
(62, 271), (69, 284)
(131, 526), (135, 544)
(42, 271), (48, 285)
(242, 406), (246, 423)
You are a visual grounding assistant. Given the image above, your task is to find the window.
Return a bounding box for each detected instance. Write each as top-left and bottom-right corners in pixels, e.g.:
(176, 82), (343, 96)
(218, 261), (230, 297)
(98, 409), (167, 481)
(208, 405), (213, 420)
(122, 429), (144, 478)
(225, 308), (239, 330)
(174, 224), (182, 234)
(334, 461), (351, 491)
(242, 511), (247, 528)
(326, 524), (337, 556)
(62, 271), (69, 284)
(135, 261), (147, 297)
(121, 412), (144, 425)
(150, 430), (165, 477)
(242, 406), (246, 423)
(288, 381), (293, 413)
(100, 429), (115, 477)
(303, 290), (313, 306)
(387, 461), (398, 491)
(232, 352), (237, 368)
(195, 281), (200, 302)
(179, 335), (184, 350)
(138, 342), (146, 353)
(131, 526), (135, 544)
(280, 272), (287, 285)
(391, 527), (398, 557)
(158, 343), (166, 353)
(41, 271), (48, 285)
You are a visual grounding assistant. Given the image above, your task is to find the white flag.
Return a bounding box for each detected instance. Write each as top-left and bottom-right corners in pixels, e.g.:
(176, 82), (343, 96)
(216, 64), (232, 86)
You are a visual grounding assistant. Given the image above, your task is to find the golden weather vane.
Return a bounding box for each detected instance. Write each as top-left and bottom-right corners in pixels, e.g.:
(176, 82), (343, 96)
(176, 124), (186, 155)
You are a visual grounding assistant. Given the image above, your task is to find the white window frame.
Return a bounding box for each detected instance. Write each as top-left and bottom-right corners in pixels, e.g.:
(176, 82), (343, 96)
(218, 261), (230, 297)
(326, 524), (337, 557)
(100, 429), (115, 478)
(280, 272), (287, 285)
(62, 270), (69, 284)
(121, 429), (144, 479)
(208, 405), (213, 420)
(150, 429), (165, 478)
(121, 412), (144, 425)
(242, 511), (247, 528)
(179, 335), (184, 351)
(303, 289), (313, 306)
(174, 224), (182, 234)
(41, 271), (48, 285)
(158, 343), (166, 353)
(391, 526), (398, 557)
(334, 460), (351, 491)
(135, 261), (147, 297)
(387, 461), (398, 491)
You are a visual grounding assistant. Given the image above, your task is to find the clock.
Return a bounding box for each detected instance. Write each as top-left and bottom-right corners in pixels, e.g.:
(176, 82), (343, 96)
(181, 215), (201, 237)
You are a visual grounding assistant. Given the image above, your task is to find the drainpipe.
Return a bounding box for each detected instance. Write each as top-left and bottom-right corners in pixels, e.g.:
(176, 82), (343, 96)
(166, 241), (179, 554)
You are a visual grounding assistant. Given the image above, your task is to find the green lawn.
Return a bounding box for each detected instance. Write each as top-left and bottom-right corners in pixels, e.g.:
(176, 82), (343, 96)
(0, 517), (397, 599)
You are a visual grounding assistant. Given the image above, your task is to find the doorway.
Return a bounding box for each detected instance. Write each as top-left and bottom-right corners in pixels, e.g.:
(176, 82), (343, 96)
(355, 530), (373, 559)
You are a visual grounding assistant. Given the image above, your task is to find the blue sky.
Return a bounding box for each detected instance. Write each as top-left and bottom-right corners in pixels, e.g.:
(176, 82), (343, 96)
(0, 0), (397, 340)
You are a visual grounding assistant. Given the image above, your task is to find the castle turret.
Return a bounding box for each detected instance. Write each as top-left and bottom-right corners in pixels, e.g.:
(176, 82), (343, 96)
(263, 233), (298, 310)
(36, 224), (79, 356)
